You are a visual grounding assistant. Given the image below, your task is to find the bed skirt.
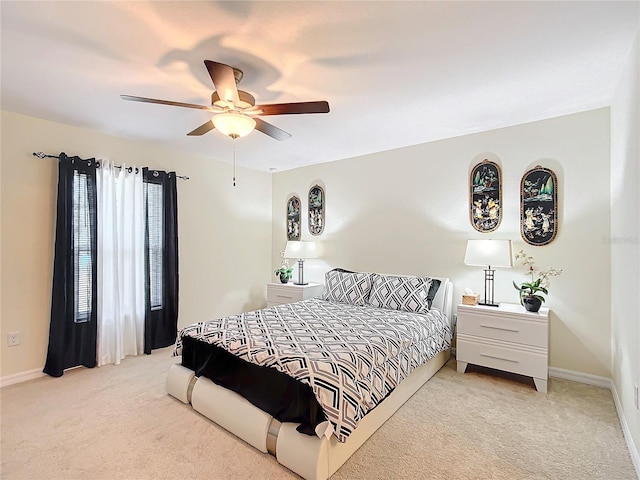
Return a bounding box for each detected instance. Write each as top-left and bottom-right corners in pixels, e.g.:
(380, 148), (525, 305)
(166, 348), (450, 480)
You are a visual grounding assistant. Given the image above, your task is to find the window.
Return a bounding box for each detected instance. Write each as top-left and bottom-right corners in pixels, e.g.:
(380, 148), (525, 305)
(146, 182), (164, 310)
(73, 171), (165, 318)
(73, 171), (93, 323)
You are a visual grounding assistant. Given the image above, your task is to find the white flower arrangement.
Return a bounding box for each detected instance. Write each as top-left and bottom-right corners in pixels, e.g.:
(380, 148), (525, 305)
(513, 250), (563, 305)
(274, 250), (293, 280)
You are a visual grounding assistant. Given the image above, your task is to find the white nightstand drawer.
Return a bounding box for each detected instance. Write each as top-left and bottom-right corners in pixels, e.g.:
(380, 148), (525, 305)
(457, 336), (548, 379)
(267, 286), (302, 303)
(458, 311), (547, 348)
(266, 282), (324, 307)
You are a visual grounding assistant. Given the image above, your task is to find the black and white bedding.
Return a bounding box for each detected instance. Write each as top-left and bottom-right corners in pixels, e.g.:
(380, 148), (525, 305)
(174, 286), (452, 442)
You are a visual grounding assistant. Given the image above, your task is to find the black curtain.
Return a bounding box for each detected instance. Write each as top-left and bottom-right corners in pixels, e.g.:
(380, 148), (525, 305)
(143, 169), (179, 354)
(44, 153), (98, 377)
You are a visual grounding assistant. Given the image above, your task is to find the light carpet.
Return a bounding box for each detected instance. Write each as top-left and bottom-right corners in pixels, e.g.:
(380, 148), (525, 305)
(1, 347), (636, 479)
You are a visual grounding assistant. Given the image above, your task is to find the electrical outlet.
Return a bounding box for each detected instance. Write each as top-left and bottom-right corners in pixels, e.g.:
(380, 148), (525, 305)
(7, 331), (20, 346)
(634, 383), (639, 410)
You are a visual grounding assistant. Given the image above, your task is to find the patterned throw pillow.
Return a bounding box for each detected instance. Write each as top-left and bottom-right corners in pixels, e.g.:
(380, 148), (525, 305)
(322, 270), (375, 306)
(367, 275), (433, 313)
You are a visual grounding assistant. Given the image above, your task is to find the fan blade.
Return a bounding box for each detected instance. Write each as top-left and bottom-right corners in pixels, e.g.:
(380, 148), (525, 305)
(187, 120), (215, 136)
(120, 95), (216, 112)
(204, 60), (240, 106)
(254, 118), (292, 141)
(252, 101), (330, 116)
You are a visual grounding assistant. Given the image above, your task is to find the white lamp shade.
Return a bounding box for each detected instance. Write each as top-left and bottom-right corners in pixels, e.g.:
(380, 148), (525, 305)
(464, 239), (513, 267)
(284, 241), (318, 259)
(212, 113), (256, 138)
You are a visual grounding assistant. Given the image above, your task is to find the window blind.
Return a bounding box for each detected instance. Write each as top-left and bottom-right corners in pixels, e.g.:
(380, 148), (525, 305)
(146, 182), (164, 309)
(73, 171), (92, 323)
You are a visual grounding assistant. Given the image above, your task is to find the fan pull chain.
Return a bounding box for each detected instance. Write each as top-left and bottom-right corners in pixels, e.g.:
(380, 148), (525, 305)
(232, 138), (236, 187)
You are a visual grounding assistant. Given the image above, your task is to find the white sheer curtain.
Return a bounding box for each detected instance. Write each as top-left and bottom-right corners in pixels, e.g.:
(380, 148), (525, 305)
(96, 161), (146, 366)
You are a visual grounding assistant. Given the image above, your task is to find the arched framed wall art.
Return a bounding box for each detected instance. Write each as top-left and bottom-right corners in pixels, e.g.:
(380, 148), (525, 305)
(286, 195), (301, 241)
(308, 184), (325, 235)
(469, 159), (502, 233)
(520, 165), (558, 245)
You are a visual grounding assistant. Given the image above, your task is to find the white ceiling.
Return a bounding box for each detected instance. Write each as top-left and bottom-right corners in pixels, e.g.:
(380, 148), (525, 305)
(1, 1), (638, 172)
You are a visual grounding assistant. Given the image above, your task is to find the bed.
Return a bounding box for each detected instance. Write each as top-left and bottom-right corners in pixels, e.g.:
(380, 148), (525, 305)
(166, 271), (453, 479)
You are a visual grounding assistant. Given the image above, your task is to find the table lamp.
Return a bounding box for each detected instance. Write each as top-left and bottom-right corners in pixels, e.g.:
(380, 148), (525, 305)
(284, 241), (318, 285)
(464, 239), (513, 306)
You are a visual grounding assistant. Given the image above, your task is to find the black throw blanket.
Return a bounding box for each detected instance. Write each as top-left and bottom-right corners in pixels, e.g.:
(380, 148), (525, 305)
(181, 335), (326, 436)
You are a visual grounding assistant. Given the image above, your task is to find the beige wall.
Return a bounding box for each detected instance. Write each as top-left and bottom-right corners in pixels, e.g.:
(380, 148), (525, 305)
(0, 111), (272, 378)
(611, 32), (640, 464)
(0, 106), (621, 386)
(272, 108), (612, 377)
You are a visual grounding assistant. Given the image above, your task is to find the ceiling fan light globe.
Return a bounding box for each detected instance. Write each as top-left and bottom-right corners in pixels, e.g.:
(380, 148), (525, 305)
(213, 113), (256, 138)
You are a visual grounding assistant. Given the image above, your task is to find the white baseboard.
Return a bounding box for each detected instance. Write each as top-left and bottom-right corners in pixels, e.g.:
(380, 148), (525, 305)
(0, 368), (45, 388)
(611, 383), (640, 479)
(548, 366), (612, 389)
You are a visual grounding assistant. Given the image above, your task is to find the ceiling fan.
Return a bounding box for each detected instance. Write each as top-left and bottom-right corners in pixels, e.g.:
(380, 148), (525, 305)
(121, 60), (330, 141)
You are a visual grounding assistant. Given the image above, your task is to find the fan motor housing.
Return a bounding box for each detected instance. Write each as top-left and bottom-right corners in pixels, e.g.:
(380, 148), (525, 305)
(211, 90), (255, 109)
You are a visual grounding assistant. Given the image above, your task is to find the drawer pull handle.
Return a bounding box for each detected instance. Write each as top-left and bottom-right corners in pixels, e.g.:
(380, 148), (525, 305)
(480, 324), (519, 333)
(480, 353), (519, 363)
(276, 294), (294, 299)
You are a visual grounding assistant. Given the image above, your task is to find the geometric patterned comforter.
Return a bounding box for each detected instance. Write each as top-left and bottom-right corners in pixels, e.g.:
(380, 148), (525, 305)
(173, 298), (452, 442)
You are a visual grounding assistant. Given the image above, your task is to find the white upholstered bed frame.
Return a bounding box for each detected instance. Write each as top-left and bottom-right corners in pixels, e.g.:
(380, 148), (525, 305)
(166, 277), (453, 480)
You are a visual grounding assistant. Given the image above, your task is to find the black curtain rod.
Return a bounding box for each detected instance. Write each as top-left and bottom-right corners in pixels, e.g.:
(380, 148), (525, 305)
(32, 152), (190, 180)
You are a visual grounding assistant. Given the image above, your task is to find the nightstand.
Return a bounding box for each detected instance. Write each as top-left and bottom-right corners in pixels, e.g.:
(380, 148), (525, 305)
(456, 302), (550, 393)
(267, 282), (324, 307)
